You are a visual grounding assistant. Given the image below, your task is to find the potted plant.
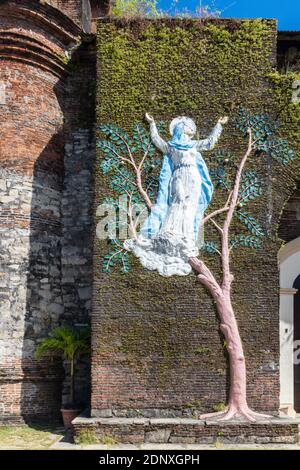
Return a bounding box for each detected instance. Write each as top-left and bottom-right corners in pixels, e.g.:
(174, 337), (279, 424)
(36, 326), (90, 429)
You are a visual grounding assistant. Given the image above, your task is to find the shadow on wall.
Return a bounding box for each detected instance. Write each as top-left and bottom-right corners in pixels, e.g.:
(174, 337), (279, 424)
(278, 184), (300, 244)
(20, 41), (96, 424)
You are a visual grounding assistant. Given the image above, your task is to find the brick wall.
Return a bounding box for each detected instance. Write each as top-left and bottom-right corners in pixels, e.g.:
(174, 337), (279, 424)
(56, 0), (82, 24)
(92, 18), (287, 418)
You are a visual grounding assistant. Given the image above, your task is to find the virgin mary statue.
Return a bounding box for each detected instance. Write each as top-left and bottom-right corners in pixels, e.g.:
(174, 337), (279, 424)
(124, 113), (228, 276)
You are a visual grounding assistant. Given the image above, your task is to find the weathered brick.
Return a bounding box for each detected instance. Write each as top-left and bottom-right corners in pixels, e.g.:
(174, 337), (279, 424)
(0, 0), (91, 423)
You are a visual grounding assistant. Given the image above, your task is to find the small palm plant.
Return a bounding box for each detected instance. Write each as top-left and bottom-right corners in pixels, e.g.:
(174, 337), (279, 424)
(36, 326), (90, 407)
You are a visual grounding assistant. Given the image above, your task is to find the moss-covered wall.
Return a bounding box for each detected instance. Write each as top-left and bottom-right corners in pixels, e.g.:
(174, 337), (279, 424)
(92, 18), (299, 417)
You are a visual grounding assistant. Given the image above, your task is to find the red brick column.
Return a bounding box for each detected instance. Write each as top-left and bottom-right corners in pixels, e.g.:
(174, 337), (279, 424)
(0, 1), (80, 423)
(56, 0), (83, 24)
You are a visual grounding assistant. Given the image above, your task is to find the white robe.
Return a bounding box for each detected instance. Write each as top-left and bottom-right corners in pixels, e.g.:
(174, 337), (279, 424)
(124, 122), (222, 276)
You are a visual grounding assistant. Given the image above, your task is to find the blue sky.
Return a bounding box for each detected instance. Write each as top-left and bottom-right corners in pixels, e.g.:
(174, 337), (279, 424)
(158, 0), (300, 31)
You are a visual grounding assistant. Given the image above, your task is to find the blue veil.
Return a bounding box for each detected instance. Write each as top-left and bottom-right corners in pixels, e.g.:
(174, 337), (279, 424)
(140, 123), (214, 240)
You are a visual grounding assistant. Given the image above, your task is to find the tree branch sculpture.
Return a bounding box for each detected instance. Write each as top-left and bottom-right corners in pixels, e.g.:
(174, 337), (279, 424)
(97, 122), (160, 273)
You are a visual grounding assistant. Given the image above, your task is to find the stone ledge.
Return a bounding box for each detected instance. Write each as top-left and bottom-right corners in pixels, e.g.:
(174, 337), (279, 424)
(72, 413), (300, 445)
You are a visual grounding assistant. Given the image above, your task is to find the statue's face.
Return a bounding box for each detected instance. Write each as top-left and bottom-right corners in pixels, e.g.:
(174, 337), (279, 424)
(170, 117), (196, 139)
(184, 125), (194, 139)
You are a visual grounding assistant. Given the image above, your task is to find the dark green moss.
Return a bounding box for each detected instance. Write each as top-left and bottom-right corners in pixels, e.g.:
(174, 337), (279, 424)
(96, 18), (276, 127)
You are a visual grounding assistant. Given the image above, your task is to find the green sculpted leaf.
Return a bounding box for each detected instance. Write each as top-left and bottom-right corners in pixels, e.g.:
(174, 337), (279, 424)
(200, 241), (220, 254)
(102, 239), (129, 274)
(98, 124), (130, 150)
(230, 234), (263, 250)
(267, 139), (295, 165)
(210, 167), (231, 191)
(109, 166), (136, 194)
(209, 150), (235, 167)
(235, 211), (264, 237)
(238, 171), (263, 203)
(234, 108), (295, 165)
(234, 108), (278, 142)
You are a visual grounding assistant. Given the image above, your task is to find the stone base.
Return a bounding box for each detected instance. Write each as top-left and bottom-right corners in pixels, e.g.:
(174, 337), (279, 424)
(0, 414), (24, 426)
(73, 412), (300, 445)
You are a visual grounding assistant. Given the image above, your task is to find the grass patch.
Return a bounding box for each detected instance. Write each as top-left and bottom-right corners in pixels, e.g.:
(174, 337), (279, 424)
(101, 435), (118, 447)
(212, 402), (227, 412)
(76, 429), (99, 445)
(194, 347), (211, 355)
(0, 425), (62, 450)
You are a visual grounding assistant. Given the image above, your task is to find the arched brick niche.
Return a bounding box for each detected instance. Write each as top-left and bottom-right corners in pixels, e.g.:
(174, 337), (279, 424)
(49, 0), (83, 25)
(0, 0), (80, 423)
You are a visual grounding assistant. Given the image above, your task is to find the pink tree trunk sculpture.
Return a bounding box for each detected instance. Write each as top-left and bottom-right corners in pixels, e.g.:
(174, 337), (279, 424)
(190, 128), (271, 421)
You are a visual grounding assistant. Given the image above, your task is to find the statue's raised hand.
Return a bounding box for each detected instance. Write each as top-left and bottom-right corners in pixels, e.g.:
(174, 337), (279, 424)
(145, 113), (155, 124)
(218, 116), (229, 125)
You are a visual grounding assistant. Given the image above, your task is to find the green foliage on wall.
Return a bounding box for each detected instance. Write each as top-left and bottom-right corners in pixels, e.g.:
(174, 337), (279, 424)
(112, 0), (159, 19)
(96, 18), (276, 127)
